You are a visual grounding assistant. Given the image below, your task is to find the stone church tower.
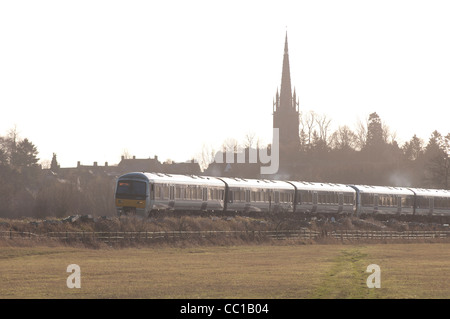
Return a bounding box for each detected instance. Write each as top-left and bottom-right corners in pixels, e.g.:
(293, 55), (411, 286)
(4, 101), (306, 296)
(273, 32), (300, 167)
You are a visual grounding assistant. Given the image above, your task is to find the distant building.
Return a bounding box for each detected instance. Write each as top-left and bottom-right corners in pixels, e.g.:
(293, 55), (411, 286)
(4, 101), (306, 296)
(273, 32), (300, 172)
(117, 155), (201, 175)
(203, 148), (265, 178)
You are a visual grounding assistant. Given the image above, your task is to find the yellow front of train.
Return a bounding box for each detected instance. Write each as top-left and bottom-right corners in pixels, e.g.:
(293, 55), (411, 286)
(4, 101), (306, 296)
(115, 176), (150, 217)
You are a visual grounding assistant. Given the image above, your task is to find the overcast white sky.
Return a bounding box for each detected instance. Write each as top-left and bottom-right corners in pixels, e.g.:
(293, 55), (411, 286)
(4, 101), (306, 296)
(1, 0), (449, 168)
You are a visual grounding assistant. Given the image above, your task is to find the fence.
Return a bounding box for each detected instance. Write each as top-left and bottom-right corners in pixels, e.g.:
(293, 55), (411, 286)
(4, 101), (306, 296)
(2, 229), (449, 242)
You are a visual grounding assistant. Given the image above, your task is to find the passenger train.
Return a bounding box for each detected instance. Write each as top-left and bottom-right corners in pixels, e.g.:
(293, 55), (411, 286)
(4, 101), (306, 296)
(114, 172), (450, 222)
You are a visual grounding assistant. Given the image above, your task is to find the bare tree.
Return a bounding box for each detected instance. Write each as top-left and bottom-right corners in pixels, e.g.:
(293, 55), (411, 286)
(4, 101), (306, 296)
(121, 149), (131, 160)
(330, 125), (358, 150)
(314, 113), (332, 145)
(243, 131), (256, 149)
(222, 138), (239, 153)
(382, 120), (397, 144)
(300, 110), (316, 148)
(355, 117), (368, 151)
(196, 143), (216, 171)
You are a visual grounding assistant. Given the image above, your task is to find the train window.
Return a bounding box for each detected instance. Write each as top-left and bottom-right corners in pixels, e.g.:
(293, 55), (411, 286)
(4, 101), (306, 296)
(175, 187), (182, 199)
(169, 186), (175, 200)
(286, 192), (292, 203)
(435, 197), (450, 209)
(392, 195), (398, 207)
(185, 186), (190, 200)
(300, 191), (313, 204)
(154, 185), (160, 199)
(117, 181), (147, 197)
(416, 197), (428, 208)
(332, 192), (338, 204)
(150, 184), (155, 200)
(318, 193), (325, 204)
(162, 185), (169, 200)
(361, 193), (374, 206)
(264, 191), (273, 203)
(344, 194), (354, 205)
(228, 190), (234, 202)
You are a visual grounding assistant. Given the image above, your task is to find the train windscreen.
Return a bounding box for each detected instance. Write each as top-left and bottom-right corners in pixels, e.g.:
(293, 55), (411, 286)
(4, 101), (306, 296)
(116, 180), (147, 199)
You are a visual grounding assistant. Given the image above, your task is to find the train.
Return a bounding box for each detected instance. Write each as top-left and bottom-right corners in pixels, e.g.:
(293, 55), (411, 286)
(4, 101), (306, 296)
(114, 172), (450, 222)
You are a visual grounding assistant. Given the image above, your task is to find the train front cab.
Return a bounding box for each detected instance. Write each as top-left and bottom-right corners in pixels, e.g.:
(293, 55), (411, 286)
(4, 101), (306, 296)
(115, 173), (151, 217)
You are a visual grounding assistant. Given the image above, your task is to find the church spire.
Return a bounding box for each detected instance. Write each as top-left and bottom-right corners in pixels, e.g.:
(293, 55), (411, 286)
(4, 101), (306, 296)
(279, 31), (292, 109)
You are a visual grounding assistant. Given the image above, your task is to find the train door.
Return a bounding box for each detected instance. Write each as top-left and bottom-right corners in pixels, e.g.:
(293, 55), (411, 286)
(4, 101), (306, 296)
(429, 197), (434, 215)
(374, 194), (379, 213)
(312, 192), (318, 213)
(201, 187), (208, 210)
(169, 185), (175, 209)
(397, 196), (402, 214)
(338, 193), (344, 213)
(274, 191), (280, 204)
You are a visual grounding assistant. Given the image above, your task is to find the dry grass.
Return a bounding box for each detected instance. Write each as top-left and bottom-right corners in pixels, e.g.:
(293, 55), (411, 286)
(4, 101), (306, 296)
(0, 242), (449, 299)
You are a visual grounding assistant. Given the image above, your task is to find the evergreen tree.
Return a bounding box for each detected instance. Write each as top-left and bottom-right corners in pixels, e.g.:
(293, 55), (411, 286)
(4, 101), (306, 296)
(365, 112), (385, 150)
(50, 153), (59, 171)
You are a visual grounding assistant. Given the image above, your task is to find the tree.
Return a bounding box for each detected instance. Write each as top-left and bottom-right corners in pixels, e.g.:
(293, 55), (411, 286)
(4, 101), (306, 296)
(243, 131), (256, 149)
(50, 153), (59, 171)
(423, 131), (449, 189)
(365, 112), (385, 150)
(314, 113), (332, 146)
(355, 117), (368, 151)
(0, 145), (7, 166)
(402, 135), (424, 161)
(300, 110), (316, 149)
(11, 138), (39, 168)
(330, 125), (357, 151)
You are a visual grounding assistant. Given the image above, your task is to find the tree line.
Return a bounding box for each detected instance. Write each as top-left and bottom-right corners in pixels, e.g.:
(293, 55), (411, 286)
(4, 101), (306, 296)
(1, 111), (449, 219)
(294, 111), (449, 189)
(201, 111), (449, 189)
(0, 127), (115, 219)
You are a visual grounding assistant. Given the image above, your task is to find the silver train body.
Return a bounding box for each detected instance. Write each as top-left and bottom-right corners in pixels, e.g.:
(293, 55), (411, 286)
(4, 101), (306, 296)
(115, 172), (450, 219)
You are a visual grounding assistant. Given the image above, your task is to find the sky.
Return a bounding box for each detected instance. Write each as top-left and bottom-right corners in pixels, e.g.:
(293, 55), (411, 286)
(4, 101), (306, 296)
(1, 0), (449, 168)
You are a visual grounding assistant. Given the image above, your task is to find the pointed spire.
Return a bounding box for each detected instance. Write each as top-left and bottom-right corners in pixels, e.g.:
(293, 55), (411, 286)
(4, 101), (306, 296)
(279, 31), (292, 110)
(284, 31), (289, 54)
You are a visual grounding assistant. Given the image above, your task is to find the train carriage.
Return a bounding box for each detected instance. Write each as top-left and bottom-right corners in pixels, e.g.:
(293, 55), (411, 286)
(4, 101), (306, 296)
(115, 172), (226, 217)
(289, 181), (356, 215)
(218, 177), (295, 213)
(114, 171), (450, 222)
(350, 185), (415, 217)
(408, 188), (450, 217)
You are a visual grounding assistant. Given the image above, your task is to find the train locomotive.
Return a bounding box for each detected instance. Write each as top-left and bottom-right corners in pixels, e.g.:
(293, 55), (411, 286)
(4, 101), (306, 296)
(114, 172), (450, 222)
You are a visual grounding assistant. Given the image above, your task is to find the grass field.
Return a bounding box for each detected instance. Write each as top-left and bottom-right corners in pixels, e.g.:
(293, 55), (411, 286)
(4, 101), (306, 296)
(0, 241), (449, 299)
